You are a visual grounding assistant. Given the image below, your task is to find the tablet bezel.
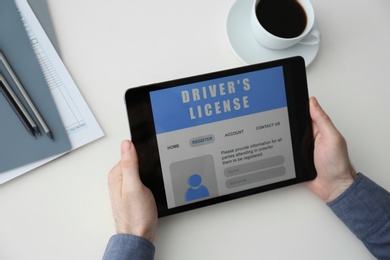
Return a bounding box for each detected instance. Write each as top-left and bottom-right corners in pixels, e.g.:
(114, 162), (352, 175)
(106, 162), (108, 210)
(125, 56), (316, 217)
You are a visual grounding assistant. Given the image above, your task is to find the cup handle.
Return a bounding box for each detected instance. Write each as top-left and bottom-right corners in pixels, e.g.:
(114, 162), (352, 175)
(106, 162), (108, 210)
(299, 29), (321, 46)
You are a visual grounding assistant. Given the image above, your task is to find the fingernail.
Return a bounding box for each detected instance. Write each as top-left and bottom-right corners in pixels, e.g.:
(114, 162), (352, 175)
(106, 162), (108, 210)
(121, 140), (131, 151)
(310, 97), (319, 108)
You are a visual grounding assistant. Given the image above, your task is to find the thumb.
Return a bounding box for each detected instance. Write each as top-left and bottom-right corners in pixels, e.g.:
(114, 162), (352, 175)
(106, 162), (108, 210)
(120, 140), (142, 189)
(309, 97), (338, 137)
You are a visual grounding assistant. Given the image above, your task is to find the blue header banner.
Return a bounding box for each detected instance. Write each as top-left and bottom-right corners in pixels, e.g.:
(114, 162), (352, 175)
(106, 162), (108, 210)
(150, 66), (287, 134)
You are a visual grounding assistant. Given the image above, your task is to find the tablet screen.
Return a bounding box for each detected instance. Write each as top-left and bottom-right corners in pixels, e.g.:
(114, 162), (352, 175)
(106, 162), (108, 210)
(125, 56), (315, 217)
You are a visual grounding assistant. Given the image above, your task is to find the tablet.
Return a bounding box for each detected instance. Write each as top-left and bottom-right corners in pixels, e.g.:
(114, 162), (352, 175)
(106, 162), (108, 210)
(125, 56), (316, 217)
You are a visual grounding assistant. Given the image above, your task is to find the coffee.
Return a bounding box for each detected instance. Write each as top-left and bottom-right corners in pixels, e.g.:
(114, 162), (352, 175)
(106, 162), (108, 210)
(256, 0), (307, 39)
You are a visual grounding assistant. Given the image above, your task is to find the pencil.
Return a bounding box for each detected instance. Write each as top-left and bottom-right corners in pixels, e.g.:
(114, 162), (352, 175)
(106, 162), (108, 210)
(0, 74), (36, 138)
(0, 51), (54, 141)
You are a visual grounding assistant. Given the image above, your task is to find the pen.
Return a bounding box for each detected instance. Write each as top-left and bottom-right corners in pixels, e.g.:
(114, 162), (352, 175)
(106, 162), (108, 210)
(0, 51), (54, 141)
(0, 74), (36, 138)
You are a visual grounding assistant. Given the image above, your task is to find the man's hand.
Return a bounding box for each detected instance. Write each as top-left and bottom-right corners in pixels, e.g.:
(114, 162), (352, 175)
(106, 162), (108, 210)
(307, 97), (357, 203)
(108, 140), (158, 242)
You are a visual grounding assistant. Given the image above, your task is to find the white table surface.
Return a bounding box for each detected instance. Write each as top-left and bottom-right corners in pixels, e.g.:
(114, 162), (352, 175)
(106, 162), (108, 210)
(1, 0), (389, 259)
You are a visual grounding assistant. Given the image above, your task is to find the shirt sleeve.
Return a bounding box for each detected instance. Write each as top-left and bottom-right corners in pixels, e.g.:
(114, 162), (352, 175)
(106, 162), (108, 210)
(102, 234), (155, 260)
(328, 173), (390, 259)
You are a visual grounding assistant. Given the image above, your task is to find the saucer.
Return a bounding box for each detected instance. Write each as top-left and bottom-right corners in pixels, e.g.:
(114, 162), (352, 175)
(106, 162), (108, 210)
(226, 0), (320, 66)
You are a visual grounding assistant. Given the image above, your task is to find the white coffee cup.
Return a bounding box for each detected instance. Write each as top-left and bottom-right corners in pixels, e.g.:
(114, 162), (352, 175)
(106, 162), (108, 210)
(251, 0), (320, 49)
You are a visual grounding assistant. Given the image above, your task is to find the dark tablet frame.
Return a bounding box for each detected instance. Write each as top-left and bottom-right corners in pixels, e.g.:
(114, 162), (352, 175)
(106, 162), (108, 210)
(125, 56), (316, 217)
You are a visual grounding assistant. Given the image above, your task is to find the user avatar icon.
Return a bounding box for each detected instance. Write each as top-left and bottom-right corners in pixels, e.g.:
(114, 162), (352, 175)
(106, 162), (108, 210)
(185, 174), (209, 202)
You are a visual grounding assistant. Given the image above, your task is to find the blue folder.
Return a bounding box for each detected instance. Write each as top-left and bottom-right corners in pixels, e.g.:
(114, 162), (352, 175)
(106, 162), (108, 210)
(0, 0), (71, 173)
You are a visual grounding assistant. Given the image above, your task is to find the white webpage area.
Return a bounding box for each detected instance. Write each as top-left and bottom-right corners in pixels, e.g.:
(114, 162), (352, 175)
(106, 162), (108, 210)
(156, 107), (296, 209)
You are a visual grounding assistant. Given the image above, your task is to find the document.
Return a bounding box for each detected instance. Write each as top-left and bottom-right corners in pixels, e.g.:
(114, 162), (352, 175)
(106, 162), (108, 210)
(0, 0), (104, 184)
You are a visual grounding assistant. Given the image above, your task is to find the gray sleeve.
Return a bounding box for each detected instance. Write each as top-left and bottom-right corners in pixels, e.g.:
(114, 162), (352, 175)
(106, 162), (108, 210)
(328, 173), (390, 259)
(103, 234), (155, 260)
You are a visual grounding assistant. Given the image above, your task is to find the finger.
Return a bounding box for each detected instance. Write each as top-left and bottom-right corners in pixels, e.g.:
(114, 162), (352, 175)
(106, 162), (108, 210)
(120, 140), (143, 192)
(309, 97), (339, 137)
